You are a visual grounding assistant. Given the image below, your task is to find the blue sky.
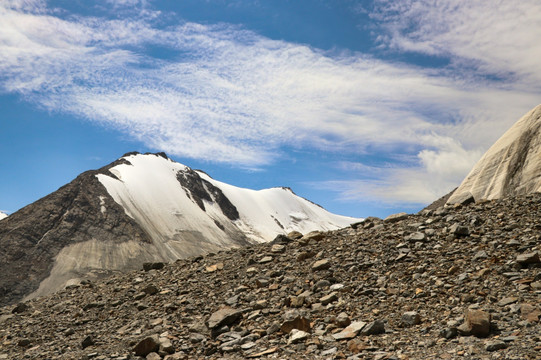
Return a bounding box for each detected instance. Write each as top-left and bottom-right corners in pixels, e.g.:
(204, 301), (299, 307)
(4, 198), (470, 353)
(1, 0), (541, 218)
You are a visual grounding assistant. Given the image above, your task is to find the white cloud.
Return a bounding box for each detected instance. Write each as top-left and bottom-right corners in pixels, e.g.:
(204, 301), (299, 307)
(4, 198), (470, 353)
(322, 138), (484, 206)
(372, 0), (541, 89)
(0, 1), (540, 205)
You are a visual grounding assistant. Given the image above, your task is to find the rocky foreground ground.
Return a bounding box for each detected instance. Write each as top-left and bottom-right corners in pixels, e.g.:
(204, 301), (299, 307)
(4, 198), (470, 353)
(1, 194), (541, 359)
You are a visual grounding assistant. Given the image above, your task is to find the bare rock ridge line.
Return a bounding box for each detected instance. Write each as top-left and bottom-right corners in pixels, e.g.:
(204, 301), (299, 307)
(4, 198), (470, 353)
(176, 167), (240, 221)
(1, 194), (540, 359)
(448, 104), (541, 204)
(0, 152), (358, 306)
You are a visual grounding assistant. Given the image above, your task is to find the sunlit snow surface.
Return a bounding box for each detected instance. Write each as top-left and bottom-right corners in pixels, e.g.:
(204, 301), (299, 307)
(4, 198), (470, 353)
(0, 211), (7, 220)
(97, 153), (359, 244)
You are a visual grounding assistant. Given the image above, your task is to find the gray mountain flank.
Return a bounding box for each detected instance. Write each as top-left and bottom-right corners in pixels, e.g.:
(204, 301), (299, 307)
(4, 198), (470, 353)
(448, 104), (541, 204)
(0, 156), (150, 306)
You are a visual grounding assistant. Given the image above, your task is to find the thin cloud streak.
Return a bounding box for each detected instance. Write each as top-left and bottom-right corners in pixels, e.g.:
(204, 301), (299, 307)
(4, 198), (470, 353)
(0, 1), (540, 205)
(372, 0), (541, 89)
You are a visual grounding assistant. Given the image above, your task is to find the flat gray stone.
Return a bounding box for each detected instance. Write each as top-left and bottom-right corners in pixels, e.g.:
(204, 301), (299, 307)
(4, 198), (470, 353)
(207, 307), (243, 329)
(332, 321), (367, 340)
(312, 259), (331, 271)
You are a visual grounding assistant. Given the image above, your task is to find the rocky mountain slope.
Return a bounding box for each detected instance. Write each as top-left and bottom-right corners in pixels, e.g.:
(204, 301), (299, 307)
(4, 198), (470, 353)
(448, 104), (541, 204)
(0, 152), (357, 306)
(0, 194), (540, 359)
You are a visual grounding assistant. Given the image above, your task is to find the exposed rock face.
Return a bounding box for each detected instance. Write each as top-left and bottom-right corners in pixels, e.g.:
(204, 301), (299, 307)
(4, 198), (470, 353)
(1, 194), (540, 359)
(0, 159), (149, 306)
(0, 152), (358, 306)
(448, 104), (541, 204)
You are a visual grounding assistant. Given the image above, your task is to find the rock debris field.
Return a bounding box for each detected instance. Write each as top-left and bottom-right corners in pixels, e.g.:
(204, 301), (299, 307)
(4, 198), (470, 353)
(1, 194), (541, 359)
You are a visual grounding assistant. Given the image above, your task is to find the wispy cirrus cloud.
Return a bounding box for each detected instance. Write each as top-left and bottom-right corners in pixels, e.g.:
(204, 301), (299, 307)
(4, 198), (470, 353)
(0, 0), (540, 206)
(371, 0), (541, 88)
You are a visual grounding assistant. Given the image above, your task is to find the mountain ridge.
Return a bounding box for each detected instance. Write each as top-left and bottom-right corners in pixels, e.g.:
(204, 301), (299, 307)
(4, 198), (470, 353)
(0, 152), (358, 306)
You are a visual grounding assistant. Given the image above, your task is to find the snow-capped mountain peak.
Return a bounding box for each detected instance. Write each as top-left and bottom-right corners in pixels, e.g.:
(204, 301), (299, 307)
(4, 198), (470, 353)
(97, 152), (357, 245)
(0, 152), (359, 305)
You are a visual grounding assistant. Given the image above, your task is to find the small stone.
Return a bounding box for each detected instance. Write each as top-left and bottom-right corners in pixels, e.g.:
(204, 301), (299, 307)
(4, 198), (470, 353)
(271, 244), (286, 253)
(146, 353), (161, 360)
(384, 212), (408, 223)
(335, 312), (351, 327)
(134, 292), (146, 300)
(449, 192), (475, 206)
(241, 341), (257, 350)
(347, 339), (366, 353)
(498, 297), (518, 306)
(360, 320), (385, 335)
(266, 322), (280, 335)
(134, 335), (160, 356)
(136, 302), (149, 311)
(159, 337), (175, 354)
(312, 259), (331, 271)
(289, 296), (304, 308)
(225, 295), (239, 306)
(205, 262), (224, 272)
(288, 329), (310, 344)
(287, 230), (303, 239)
(473, 250), (488, 260)
(281, 310), (311, 333)
(516, 252), (540, 265)
(189, 333), (206, 343)
(301, 231), (324, 242)
(142, 284), (159, 295)
(207, 307), (243, 329)
(17, 339), (31, 347)
(440, 327), (458, 339)
(520, 303), (541, 322)
(406, 232), (426, 242)
(297, 251), (316, 262)
(321, 347), (338, 356)
(246, 267), (258, 275)
(332, 321), (367, 340)
(458, 309), (491, 338)
(270, 234), (293, 244)
(143, 262), (165, 271)
(255, 278), (269, 288)
(401, 311), (421, 327)
(485, 340), (507, 352)
(253, 300), (267, 310)
(12, 303), (29, 314)
(259, 256), (273, 264)
(329, 283), (345, 291)
(81, 335), (95, 349)
(320, 292), (338, 305)
(449, 224), (469, 236)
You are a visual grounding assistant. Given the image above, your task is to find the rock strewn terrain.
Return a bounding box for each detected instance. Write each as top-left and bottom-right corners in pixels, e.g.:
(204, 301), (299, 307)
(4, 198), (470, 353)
(1, 194), (541, 359)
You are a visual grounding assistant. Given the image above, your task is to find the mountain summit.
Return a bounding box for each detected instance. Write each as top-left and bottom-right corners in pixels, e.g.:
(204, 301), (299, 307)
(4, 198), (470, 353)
(0, 152), (358, 305)
(447, 104), (541, 204)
